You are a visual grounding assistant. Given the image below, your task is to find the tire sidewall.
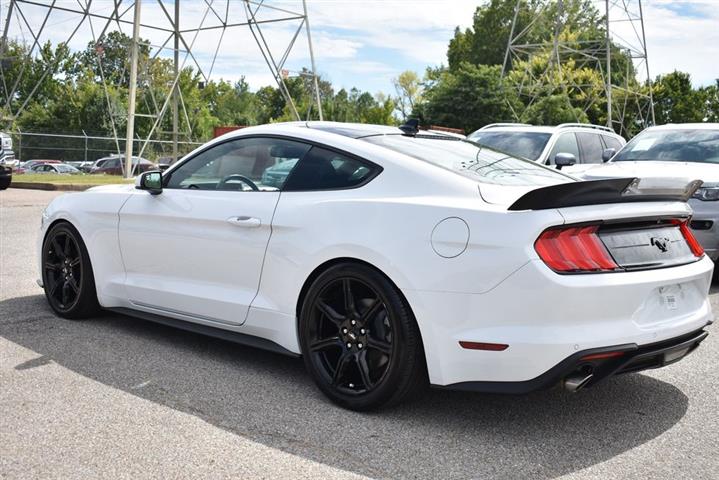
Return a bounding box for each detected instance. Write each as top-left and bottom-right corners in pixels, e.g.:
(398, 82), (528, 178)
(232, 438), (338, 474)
(42, 222), (98, 319)
(299, 263), (419, 410)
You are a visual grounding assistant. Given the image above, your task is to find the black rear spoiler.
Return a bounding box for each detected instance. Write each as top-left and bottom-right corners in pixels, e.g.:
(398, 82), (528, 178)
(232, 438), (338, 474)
(508, 178), (702, 211)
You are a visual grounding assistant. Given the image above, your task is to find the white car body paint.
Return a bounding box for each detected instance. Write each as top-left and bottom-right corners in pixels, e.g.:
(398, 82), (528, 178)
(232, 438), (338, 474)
(39, 123), (714, 387)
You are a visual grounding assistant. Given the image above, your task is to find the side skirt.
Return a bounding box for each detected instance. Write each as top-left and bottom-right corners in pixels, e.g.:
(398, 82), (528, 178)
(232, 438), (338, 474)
(108, 307), (301, 358)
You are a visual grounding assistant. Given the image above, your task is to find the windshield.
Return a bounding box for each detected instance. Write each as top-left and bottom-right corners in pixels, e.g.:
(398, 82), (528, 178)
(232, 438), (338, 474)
(466, 131), (551, 161)
(613, 128), (719, 164)
(362, 135), (571, 186)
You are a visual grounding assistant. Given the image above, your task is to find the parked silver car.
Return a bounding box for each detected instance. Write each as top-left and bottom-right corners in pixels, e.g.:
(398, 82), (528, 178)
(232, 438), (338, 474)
(581, 123), (719, 269)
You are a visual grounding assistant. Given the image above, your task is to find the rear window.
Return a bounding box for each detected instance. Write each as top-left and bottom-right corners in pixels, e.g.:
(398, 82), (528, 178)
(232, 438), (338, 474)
(466, 131), (551, 161)
(613, 128), (719, 164)
(362, 135), (571, 186)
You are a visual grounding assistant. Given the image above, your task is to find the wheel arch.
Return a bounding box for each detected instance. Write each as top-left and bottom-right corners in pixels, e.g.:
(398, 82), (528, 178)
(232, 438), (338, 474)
(295, 257), (428, 362)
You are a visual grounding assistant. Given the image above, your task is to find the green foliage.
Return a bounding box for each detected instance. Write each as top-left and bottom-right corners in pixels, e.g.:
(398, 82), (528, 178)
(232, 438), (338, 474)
(420, 63), (520, 133)
(392, 70), (422, 119)
(653, 71), (707, 124)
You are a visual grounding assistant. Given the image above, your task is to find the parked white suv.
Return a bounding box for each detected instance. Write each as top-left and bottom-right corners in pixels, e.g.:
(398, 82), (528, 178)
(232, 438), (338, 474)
(467, 123), (626, 176)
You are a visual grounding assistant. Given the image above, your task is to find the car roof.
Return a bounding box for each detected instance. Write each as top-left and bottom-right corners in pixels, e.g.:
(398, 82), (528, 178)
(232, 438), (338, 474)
(470, 123), (623, 137)
(644, 123), (719, 131)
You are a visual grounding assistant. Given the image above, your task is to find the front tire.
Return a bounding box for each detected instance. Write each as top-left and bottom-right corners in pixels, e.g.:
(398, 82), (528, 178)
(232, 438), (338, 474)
(299, 263), (426, 411)
(42, 222), (101, 319)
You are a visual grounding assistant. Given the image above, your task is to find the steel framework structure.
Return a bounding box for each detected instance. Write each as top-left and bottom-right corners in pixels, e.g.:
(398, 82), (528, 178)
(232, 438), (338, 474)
(0, 0), (323, 176)
(502, 0), (654, 136)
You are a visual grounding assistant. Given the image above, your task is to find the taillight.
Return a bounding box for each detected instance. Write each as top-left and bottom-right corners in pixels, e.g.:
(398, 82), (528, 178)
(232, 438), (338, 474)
(535, 225), (618, 273)
(674, 220), (705, 257)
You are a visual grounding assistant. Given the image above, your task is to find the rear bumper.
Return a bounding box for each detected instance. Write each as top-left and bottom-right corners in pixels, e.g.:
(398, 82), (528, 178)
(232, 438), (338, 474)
(439, 327), (709, 393)
(404, 256), (714, 386)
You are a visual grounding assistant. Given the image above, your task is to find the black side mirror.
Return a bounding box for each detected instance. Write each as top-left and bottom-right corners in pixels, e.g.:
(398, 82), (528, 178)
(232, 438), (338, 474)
(136, 170), (163, 195)
(602, 148), (616, 162)
(554, 153), (577, 170)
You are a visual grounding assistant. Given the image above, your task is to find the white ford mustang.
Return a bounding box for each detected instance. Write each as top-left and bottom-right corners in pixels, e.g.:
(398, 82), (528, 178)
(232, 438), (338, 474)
(38, 122), (714, 410)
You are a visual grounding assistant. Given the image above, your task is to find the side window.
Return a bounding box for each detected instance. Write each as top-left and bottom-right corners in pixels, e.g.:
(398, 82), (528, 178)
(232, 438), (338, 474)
(107, 159), (120, 168)
(283, 147), (377, 191)
(602, 135), (623, 152)
(166, 137), (311, 191)
(548, 133), (580, 165)
(576, 132), (604, 164)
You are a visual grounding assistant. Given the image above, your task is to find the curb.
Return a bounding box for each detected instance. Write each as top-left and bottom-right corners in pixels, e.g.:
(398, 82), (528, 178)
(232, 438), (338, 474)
(9, 182), (98, 191)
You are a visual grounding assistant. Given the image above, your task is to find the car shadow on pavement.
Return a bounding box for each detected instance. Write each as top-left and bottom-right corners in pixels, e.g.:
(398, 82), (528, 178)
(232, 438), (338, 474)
(0, 294), (690, 479)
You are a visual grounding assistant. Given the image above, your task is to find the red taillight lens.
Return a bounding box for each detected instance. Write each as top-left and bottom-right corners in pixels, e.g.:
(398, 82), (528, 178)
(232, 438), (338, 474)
(675, 220), (705, 258)
(535, 225), (618, 273)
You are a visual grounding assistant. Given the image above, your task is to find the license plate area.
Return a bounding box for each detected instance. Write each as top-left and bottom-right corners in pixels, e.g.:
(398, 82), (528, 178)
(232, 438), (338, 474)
(599, 225), (695, 269)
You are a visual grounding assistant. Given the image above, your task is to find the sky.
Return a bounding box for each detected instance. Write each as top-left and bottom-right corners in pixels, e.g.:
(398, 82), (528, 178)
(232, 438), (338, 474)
(3, 0), (718, 95)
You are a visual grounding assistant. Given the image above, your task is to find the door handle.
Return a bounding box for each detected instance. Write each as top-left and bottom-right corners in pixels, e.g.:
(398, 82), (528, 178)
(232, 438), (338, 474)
(226, 216), (261, 228)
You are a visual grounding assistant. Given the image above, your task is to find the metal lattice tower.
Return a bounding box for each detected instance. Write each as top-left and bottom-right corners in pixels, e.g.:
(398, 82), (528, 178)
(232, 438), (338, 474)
(502, 0), (655, 136)
(0, 0), (323, 175)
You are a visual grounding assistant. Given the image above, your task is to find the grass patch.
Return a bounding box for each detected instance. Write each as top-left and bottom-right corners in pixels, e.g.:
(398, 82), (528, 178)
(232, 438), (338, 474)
(14, 174), (134, 185)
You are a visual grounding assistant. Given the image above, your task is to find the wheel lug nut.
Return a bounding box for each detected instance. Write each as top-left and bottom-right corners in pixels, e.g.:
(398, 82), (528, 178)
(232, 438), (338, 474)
(351, 320), (356, 326)
(358, 343), (363, 349)
(346, 342), (352, 348)
(360, 328), (365, 334)
(342, 328), (348, 334)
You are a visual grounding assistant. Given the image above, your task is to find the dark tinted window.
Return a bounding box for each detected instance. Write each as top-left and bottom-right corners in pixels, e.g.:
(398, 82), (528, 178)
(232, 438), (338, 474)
(576, 132), (604, 164)
(548, 133), (580, 165)
(467, 131), (551, 161)
(283, 147), (376, 191)
(166, 137), (311, 191)
(602, 135), (623, 151)
(613, 129), (719, 164)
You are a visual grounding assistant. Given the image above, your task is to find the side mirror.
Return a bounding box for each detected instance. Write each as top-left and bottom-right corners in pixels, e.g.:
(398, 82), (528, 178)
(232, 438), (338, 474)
(554, 153), (577, 170)
(136, 170), (163, 195)
(602, 148), (616, 162)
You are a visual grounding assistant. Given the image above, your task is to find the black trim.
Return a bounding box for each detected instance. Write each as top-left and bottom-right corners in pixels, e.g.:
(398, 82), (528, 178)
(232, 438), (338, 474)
(435, 328), (709, 394)
(108, 307), (300, 358)
(508, 177), (697, 211)
(162, 133), (383, 192)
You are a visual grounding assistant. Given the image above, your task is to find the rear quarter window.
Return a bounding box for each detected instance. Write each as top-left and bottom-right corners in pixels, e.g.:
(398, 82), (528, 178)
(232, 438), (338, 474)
(283, 147), (378, 191)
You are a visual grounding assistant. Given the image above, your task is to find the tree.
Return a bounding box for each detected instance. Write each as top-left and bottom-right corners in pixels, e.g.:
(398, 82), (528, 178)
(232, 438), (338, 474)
(421, 63), (520, 132)
(653, 71), (707, 124)
(392, 70), (422, 119)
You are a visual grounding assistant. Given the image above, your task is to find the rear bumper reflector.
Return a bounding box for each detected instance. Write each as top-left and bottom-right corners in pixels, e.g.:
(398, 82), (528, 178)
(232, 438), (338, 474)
(459, 341), (509, 351)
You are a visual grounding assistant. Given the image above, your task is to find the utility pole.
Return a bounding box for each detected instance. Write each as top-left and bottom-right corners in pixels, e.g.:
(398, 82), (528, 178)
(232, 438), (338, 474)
(302, 0), (322, 121)
(172, 0), (179, 163)
(124, 0), (141, 179)
(605, 0), (612, 129)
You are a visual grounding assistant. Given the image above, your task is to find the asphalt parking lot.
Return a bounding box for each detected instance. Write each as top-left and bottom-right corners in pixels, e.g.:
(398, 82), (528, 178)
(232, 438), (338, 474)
(1, 188), (717, 480)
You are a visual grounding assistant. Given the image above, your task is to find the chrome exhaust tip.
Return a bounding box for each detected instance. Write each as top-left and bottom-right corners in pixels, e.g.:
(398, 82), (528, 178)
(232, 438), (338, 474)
(564, 373), (594, 392)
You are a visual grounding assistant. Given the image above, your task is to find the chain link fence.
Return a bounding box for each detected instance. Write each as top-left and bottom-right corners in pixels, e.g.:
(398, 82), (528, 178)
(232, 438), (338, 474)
(9, 129), (205, 164)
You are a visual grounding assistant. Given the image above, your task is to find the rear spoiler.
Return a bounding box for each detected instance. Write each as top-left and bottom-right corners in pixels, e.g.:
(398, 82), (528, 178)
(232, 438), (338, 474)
(508, 178), (703, 211)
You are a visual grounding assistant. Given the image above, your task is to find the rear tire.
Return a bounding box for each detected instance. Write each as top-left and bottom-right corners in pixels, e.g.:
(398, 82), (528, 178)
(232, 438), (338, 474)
(41, 222), (101, 319)
(299, 263), (426, 411)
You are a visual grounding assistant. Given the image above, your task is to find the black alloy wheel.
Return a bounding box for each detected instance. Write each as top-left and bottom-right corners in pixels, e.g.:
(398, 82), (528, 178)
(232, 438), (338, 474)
(300, 263), (426, 410)
(42, 222), (100, 319)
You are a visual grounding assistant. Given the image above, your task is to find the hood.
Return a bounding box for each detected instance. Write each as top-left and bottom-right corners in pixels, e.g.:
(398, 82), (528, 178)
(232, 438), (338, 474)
(581, 161), (719, 184)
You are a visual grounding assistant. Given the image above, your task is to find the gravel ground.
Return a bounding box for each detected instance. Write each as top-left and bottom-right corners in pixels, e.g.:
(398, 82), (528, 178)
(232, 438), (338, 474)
(1, 188), (717, 480)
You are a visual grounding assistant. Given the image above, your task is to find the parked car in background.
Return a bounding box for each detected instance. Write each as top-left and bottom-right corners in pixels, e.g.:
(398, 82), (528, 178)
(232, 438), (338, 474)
(467, 123), (626, 176)
(30, 163), (82, 175)
(0, 164), (11, 189)
(90, 155), (156, 175)
(0, 132), (17, 167)
(581, 123), (719, 270)
(15, 159), (62, 174)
